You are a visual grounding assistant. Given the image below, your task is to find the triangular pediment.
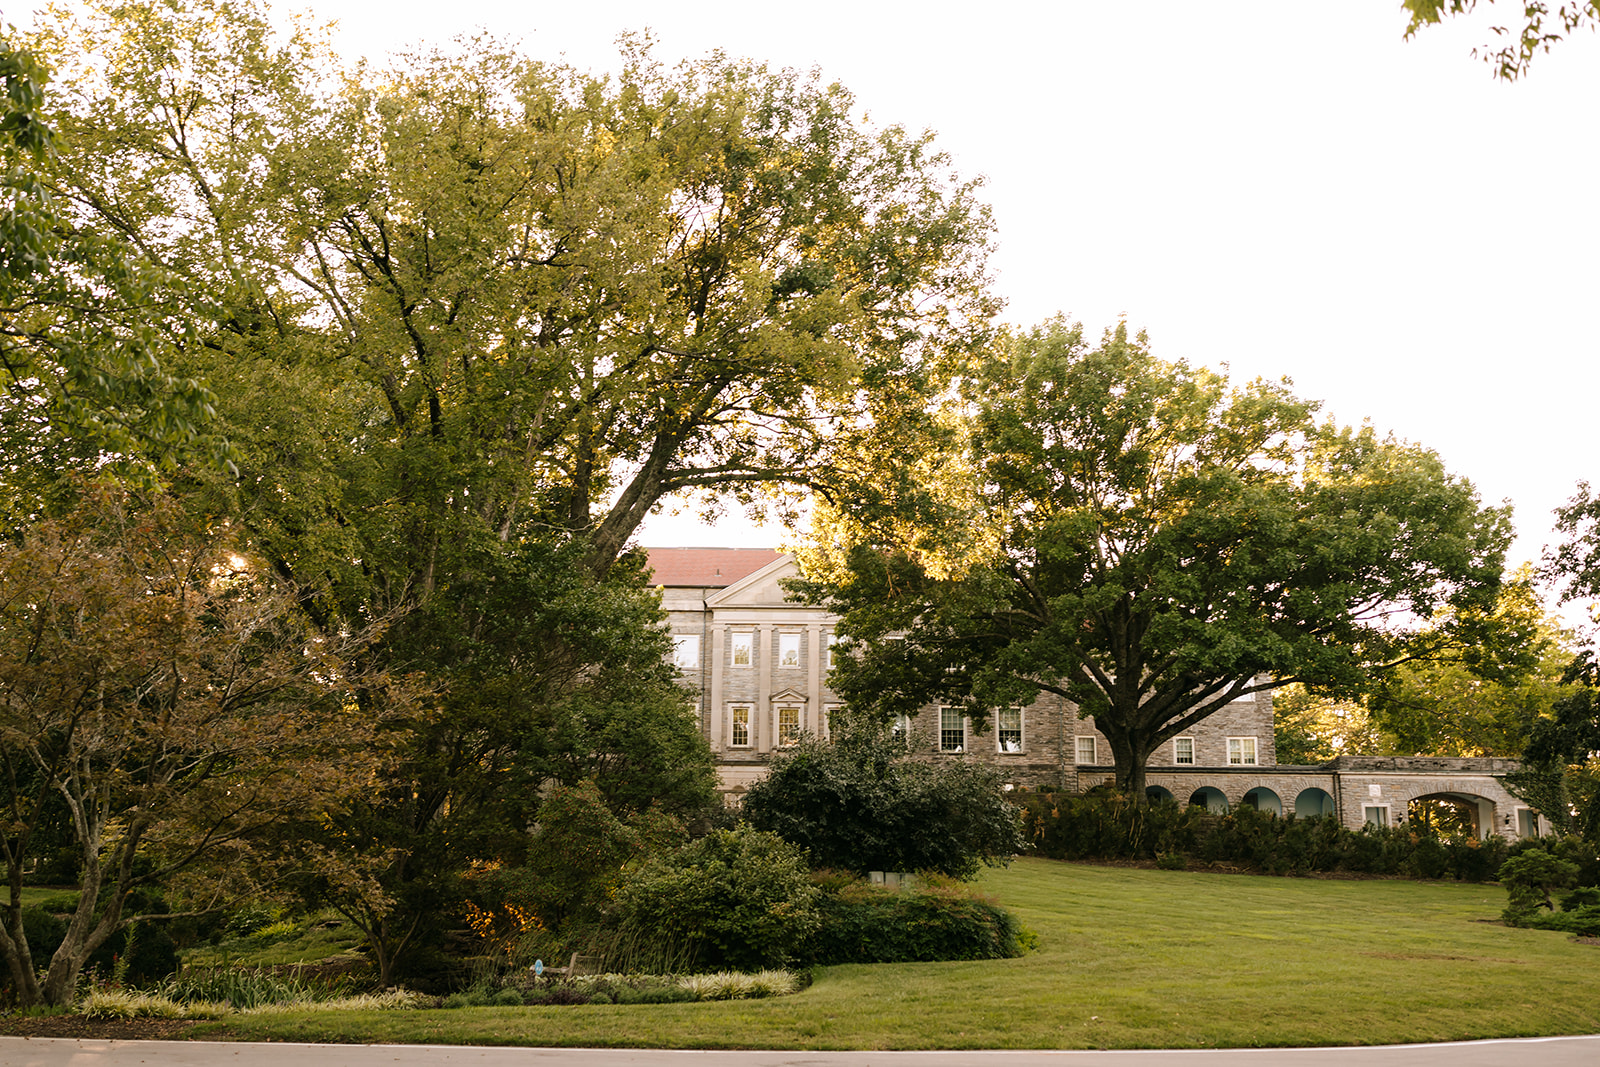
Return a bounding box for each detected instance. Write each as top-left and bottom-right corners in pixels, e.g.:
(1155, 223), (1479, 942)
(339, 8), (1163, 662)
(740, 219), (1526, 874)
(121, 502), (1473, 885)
(771, 686), (808, 704)
(705, 554), (804, 608)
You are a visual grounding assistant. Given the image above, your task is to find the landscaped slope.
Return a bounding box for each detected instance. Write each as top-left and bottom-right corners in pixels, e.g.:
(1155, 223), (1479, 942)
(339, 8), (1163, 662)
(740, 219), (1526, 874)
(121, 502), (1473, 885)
(204, 858), (1600, 1049)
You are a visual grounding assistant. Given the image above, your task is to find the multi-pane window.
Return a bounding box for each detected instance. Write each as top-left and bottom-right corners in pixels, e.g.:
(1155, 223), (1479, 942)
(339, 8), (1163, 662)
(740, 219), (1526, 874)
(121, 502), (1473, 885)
(997, 708), (1023, 753)
(825, 632), (837, 669)
(731, 632), (753, 667)
(1227, 737), (1258, 766)
(891, 713), (913, 742)
(939, 707), (965, 753)
(1173, 737), (1195, 765)
(777, 705), (801, 746)
(671, 634), (699, 670)
(778, 632), (801, 668)
(729, 704), (752, 747)
(1075, 736), (1097, 764)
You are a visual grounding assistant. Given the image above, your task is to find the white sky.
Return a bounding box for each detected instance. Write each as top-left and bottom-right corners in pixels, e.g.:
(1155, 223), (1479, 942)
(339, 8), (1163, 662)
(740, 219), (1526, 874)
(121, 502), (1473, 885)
(23, 2), (1600, 584)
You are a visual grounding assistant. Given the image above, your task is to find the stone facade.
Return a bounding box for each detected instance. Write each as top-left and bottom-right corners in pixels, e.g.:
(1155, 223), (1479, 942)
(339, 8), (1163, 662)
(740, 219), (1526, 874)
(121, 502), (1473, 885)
(649, 548), (1547, 840)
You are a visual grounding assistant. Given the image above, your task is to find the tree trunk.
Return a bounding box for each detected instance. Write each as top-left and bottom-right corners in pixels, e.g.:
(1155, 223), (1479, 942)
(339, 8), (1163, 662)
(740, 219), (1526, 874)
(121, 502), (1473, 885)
(0, 902), (43, 1007)
(1104, 722), (1156, 800)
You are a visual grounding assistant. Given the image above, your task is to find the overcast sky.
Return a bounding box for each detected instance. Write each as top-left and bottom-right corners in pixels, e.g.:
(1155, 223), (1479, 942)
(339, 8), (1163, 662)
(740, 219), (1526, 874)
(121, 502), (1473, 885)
(24, 2), (1599, 589)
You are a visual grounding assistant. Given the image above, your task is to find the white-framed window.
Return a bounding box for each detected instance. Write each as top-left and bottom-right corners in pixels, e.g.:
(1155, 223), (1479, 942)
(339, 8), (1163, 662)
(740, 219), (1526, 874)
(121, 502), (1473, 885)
(1075, 736), (1097, 765)
(823, 703), (839, 740)
(730, 632), (753, 667)
(1364, 804), (1390, 828)
(1227, 737), (1258, 766)
(997, 707), (1023, 753)
(776, 705), (801, 746)
(778, 632), (801, 668)
(891, 713), (913, 742)
(939, 707), (965, 753)
(728, 704), (752, 748)
(1173, 737), (1195, 765)
(825, 632), (837, 669)
(671, 634), (700, 670)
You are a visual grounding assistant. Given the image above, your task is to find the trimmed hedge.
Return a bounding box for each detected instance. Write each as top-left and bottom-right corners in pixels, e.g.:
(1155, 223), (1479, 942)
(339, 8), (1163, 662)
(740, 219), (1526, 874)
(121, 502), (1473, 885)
(806, 883), (1029, 964)
(1020, 793), (1516, 880)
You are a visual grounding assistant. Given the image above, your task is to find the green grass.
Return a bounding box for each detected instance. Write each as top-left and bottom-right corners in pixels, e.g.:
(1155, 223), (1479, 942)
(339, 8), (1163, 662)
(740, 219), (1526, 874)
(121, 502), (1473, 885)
(195, 858), (1600, 1050)
(183, 913), (367, 969)
(15, 886), (78, 909)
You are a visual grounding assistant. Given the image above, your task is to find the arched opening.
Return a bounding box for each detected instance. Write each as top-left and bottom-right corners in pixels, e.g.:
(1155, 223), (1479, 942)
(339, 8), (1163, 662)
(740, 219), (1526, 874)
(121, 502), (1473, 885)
(1242, 787), (1282, 816)
(1146, 785), (1175, 804)
(1294, 788), (1335, 818)
(1188, 786), (1228, 814)
(1409, 792), (1490, 837)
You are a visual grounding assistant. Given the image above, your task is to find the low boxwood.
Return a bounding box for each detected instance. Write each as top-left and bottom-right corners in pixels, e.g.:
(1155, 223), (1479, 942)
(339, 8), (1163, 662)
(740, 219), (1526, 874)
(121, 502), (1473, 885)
(806, 882), (1030, 964)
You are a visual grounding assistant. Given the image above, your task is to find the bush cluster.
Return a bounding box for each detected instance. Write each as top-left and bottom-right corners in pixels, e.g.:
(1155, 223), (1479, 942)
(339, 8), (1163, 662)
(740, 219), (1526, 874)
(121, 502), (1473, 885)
(806, 879), (1031, 964)
(1498, 839), (1600, 934)
(741, 733), (1026, 879)
(1021, 793), (1514, 880)
(607, 825), (821, 973)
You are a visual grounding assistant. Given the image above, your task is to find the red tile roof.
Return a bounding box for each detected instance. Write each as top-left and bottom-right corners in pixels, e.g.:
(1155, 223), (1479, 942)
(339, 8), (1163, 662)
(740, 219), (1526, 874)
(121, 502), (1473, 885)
(645, 547), (783, 588)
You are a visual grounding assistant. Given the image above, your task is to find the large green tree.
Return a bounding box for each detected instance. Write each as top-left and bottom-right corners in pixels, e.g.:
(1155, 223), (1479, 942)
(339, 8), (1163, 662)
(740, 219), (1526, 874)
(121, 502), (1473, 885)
(26, 0), (996, 590)
(801, 319), (1511, 795)
(24, 0), (996, 979)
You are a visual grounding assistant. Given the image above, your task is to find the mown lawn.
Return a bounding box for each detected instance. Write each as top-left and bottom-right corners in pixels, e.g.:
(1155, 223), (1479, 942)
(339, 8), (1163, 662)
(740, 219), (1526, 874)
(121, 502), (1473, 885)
(197, 857), (1600, 1049)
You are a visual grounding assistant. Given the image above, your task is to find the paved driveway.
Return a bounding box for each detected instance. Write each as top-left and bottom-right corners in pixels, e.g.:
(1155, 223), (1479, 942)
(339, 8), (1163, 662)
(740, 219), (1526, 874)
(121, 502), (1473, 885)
(3, 1038), (1598, 1067)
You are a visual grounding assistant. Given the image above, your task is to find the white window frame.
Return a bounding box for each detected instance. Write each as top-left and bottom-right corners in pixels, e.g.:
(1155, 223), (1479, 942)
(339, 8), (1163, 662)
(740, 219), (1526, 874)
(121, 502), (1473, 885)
(671, 634), (700, 670)
(777, 632), (802, 668)
(1364, 804), (1390, 828)
(1227, 736), (1258, 766)
(996, 707), (1023, 753)
(730, 632), (753, 668)
(939, 707), (965, 753)
(775, 704), (802, 747)
(1076, 736), (1097, 765)
(1173, 737), (1195, 765)
(824, 632), (837, 669)
(728, 704), (753, 748)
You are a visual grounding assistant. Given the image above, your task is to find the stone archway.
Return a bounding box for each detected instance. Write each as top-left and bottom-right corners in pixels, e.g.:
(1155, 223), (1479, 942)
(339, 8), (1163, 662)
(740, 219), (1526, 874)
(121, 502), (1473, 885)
(1409, 792), (1491, 837)
(1146, 785), (1176, 804)
(1294, 787), (1335, 818)
(1189, 786), (1228, 814)
(1242, 786), (1282, 816)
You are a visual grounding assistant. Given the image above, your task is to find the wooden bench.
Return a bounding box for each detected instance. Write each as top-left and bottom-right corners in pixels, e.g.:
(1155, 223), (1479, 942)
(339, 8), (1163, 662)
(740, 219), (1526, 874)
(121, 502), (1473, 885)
(533, 951), (603, 978)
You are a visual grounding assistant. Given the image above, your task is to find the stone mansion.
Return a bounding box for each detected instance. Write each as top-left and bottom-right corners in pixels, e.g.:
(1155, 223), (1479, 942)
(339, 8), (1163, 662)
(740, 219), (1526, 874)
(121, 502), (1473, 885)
(649, 547), (1546, 841)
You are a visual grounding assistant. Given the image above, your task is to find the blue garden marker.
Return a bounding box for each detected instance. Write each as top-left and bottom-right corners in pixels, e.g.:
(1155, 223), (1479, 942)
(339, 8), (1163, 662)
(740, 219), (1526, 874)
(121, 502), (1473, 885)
(533, 959), (544, 976)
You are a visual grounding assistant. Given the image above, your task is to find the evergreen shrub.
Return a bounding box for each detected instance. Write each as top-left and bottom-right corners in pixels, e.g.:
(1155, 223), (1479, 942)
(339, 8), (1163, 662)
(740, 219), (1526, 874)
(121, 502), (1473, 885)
(1020, 793), (1515, 880)
(805, 881), (1029, 964)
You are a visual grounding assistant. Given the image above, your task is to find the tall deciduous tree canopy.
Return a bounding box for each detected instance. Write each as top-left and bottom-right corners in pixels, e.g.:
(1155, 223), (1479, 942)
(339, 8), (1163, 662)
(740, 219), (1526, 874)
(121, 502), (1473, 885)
(26, 0), (996, 594)
(19, 0), (999, 982)
(0, 29), (221, 521)
(1404, 0), (1600, 80)
(799, 319), (1511, 795)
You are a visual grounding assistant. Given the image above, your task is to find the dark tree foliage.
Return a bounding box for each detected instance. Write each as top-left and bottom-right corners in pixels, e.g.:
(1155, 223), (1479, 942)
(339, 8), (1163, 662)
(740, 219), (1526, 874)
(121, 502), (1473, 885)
(288, 538), (717, 987)
(1510, 481), (1600, 844)
(741, 730), (1026, 879)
